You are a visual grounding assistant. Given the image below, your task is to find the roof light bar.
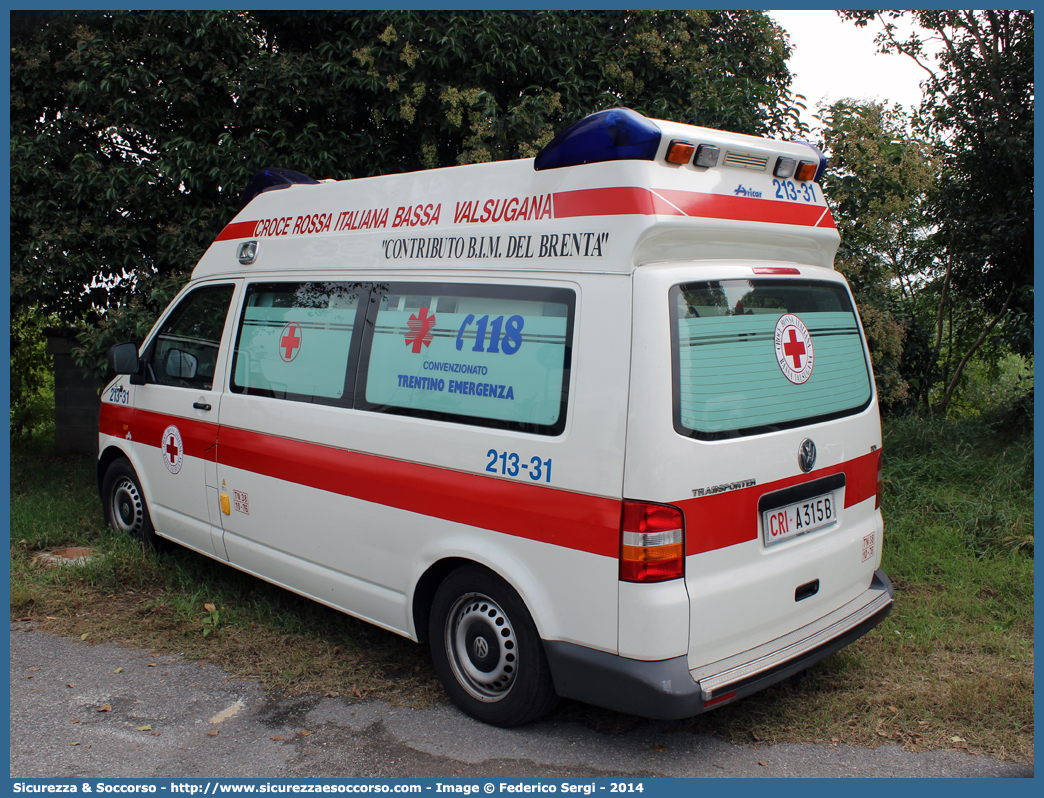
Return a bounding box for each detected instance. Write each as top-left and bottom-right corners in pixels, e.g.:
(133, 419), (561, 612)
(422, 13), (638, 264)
(665, 140), (695, 165)
(693, 144), (720, 168)
(773, 157), (797, 179)
(239, 167), (319, 210)
(797, 140), (828, 183)
(795, 160), (818, 182)
(534, 108), (662, 171)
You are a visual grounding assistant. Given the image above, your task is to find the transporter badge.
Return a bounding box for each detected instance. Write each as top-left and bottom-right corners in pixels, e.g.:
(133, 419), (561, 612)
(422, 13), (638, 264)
(774, 313), (814, 385)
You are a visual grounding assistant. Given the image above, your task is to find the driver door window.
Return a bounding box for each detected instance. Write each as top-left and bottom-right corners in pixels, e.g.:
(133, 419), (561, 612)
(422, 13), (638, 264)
(148, 285), (235, 389)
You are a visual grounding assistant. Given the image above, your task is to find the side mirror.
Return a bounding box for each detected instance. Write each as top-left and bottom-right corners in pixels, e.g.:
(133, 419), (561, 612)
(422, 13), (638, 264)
(108, 341), (141, 375)
(165, 349), (198, 380)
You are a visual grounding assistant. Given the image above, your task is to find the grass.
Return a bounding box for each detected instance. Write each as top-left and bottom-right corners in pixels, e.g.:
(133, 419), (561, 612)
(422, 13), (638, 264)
(9, 416), (1034, 762)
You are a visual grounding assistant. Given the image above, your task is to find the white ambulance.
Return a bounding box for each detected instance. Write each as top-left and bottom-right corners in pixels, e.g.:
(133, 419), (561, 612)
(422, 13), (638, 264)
(100, 108), (892, 726)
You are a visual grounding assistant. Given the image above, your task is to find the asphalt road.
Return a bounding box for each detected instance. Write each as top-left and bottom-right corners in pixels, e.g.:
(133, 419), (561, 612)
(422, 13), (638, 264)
(10, 623), (1033, 779)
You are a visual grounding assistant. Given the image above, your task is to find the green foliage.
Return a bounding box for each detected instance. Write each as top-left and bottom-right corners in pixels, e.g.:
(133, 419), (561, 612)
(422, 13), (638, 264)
(10, 310), (59, 439)
(9, 449), (102, 550)
(840, 11), (1034, 415)
(884, 415), (1033, 558)
(11, 10), (807, 376)
(944, 352), (1033, 423)
(200, 602), (224, 638)
(73, 272), (190, 377)
(817, 100), (937, 410)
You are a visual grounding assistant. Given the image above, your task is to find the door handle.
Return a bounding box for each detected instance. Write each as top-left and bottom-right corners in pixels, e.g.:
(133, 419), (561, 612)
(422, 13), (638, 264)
(193, 402), (212, 411)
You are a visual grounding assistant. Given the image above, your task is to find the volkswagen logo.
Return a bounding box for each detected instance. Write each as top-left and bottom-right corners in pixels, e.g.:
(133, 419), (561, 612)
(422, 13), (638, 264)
(473, 637), (489, 659)
(798, 439), (817, 473)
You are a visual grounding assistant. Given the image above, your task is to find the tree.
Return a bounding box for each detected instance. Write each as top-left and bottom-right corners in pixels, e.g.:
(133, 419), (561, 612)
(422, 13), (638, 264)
(841, 11), (1033, 415)
(817, 99), (938, 411)
(11, 10), (807, 375)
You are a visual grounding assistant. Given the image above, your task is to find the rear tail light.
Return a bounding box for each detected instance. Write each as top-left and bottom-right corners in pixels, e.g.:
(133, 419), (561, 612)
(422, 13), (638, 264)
(875, 449), (884, 510)
(620, 501), (685, 583)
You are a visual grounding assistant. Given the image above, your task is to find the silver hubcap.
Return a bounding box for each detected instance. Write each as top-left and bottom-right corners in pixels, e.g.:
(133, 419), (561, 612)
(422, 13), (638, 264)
(444, 592), (517, 703)
(111, 477), (144, 536)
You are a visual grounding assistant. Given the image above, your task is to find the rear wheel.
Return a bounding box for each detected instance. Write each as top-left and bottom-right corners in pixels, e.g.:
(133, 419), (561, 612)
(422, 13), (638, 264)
(101, 459), (164, 550)
(429, 566), (559, 726)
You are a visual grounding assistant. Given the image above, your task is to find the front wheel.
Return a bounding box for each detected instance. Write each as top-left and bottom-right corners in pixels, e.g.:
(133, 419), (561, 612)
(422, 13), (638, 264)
(429, 566), (559, 726)
(101, 458), (164, 550)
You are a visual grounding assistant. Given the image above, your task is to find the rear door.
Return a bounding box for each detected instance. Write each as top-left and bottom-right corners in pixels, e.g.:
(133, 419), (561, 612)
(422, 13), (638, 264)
(624, 262), (883, 669)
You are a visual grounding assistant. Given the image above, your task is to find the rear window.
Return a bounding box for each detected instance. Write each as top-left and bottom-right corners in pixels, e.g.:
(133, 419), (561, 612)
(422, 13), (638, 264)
(670, 279), (872, 439)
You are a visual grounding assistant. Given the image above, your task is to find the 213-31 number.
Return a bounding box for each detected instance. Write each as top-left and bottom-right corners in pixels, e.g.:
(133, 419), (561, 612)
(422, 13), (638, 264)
(773, 178), (817, 203)
(486, 448), (552, 483)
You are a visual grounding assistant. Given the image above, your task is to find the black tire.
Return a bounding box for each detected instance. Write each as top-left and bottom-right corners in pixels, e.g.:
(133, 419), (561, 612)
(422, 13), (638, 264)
(101, 458), (164, 551)
(429, 565), (559, 726)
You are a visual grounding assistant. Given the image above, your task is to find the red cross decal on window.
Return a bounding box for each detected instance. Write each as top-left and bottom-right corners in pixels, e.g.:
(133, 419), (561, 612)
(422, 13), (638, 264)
(280, 323), (302, 362)
(783, 327), (806, 370)
(165, 434), (180, 465)
(405, 308), (436, 353)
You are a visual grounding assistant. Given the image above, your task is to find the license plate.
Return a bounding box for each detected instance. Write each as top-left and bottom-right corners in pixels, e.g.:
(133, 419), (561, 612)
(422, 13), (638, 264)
(762, 492), (838, 546)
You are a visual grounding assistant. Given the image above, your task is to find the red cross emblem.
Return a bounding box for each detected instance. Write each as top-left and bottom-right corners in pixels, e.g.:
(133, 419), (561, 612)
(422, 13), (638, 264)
(161, 425), (184, 474)
(165, 434), (180, 464)
(774, 314), (814, 385)
(405, 308), (436, 353)
(783, 327), (806, 370)
(279, 323), (302, 362)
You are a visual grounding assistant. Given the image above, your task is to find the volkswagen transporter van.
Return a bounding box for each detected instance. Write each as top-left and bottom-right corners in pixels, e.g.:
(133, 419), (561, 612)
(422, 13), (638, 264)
(100, 108), (892, 726)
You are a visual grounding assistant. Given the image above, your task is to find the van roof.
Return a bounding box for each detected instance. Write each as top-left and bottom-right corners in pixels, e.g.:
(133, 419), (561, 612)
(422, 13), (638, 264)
(193, 109), (840, 280)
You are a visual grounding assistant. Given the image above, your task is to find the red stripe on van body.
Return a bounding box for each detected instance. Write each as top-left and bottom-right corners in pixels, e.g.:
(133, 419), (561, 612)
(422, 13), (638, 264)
(654, 189), (828, 227)
(552, 187), (683, 218)
(213, 187), (835, 243)
(103, 402), (620, 558)
(215, 220), (258, 241)
(99, 402), (130, 439)
(678, 451), (880, 556)
(100, 404), (218, 461)
(215, 426), (622, 557)
(102, 404), (874, 560)
(552, 186), (832, 228)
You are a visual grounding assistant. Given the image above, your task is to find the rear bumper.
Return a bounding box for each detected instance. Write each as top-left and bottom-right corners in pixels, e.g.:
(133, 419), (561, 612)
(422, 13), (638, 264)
(544, 568), (893, 719)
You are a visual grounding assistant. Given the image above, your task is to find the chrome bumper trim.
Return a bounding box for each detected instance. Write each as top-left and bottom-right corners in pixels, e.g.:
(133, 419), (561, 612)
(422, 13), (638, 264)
(691, 574), (893, 701)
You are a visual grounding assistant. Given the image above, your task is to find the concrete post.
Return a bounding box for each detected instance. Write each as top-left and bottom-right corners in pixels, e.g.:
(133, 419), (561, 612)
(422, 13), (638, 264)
(44, 329), (106, 455)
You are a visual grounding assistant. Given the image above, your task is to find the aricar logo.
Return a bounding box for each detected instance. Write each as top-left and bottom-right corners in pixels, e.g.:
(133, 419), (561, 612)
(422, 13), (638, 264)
(774, 313), (814, 385)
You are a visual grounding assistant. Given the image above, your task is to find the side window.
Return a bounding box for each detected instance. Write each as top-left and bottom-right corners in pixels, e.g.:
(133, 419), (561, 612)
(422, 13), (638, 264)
(230, 282), (365, 404)
(147, 284), (235, 390)
(358, 283), (574, 435)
